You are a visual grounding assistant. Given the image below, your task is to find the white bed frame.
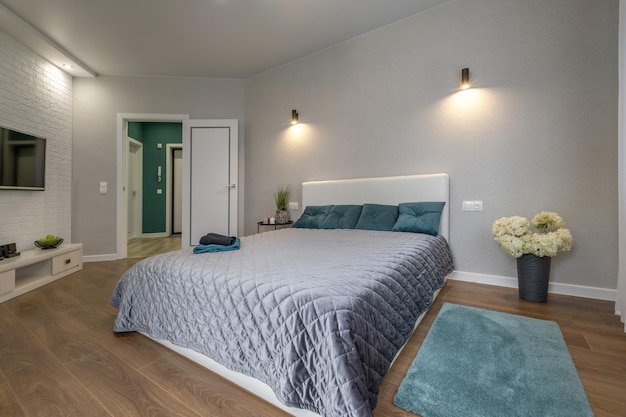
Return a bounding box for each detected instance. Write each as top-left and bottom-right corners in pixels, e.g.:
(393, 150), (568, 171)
(302, 173), (449, 241)
(143, 173), (450, 417)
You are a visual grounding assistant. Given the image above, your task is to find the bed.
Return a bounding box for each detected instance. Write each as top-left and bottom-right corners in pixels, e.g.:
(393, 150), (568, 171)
(110, 173), (454, 417)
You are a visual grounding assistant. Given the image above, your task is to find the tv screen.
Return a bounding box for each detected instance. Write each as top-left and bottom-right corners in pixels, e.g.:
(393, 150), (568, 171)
(0, 126), (46, 190)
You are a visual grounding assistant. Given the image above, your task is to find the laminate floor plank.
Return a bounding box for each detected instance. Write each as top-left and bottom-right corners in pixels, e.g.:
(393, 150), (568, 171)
(4, 291), (105, 364)
(0, 305), (111, 417)
(65, 348), (202, 417)
(0, 380), (26, 417)
(128, 236), (181, 258)
(580, 370), (626, 417)
(62, 302), (175, 370)
(571, 346), (626, 374)
(141, 353), (291, 417)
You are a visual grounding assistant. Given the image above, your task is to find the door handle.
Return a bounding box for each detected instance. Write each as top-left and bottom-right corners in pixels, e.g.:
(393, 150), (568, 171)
(226, 184), (236, 189)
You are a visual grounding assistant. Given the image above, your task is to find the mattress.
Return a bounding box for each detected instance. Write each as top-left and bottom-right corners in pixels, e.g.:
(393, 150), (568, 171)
(110, 228), (454, 417)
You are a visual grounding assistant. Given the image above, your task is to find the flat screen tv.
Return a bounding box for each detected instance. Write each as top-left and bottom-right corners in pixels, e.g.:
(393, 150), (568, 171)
(0, 126), (46, 190)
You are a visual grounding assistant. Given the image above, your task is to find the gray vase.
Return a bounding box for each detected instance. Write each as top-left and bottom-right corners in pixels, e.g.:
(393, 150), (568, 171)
(516, 254), (551, 302)
(275, 209), (290, 224)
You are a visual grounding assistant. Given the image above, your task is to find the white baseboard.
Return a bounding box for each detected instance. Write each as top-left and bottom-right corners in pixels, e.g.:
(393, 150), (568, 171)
(449, 271), (616, 301)
(140, 232), (169, 238)
(83, 253), (120, 263)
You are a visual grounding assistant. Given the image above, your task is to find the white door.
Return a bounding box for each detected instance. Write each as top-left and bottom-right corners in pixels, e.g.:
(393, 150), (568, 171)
(182, 119), (238, 247)
(127, 138), (143, 239)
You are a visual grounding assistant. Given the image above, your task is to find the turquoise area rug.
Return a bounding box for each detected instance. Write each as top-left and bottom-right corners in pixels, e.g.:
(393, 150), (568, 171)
(394, 303), (594, 417)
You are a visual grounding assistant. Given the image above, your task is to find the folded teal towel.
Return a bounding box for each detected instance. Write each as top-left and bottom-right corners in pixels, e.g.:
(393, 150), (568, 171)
(193, 238), (240, 254)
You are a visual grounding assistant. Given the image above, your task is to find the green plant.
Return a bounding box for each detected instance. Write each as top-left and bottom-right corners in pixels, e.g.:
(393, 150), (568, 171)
(273, 185), (290, 210)
(35, 234), (63, 248)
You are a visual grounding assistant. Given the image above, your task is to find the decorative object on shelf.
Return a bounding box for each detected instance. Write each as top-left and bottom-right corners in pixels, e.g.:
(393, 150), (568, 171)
(274, 185), (291, 224)
(34, 234), (64, 249)
(492, 212), (573, 302)
(0, 242), (19, 258)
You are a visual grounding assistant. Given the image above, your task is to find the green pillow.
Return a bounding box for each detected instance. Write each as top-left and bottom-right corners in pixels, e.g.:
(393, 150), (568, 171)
(321, 205), (363, 229)
(355, 204), (399, 231)
(391, 202), (445, 236)
(293, 205), (332, 229)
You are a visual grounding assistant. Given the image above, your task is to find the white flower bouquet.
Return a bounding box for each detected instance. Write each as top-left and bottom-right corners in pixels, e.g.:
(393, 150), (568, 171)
(492, 211), (573, 258)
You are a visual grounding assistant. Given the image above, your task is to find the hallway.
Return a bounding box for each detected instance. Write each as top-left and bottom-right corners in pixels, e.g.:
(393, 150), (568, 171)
(127, 235), (181, 258)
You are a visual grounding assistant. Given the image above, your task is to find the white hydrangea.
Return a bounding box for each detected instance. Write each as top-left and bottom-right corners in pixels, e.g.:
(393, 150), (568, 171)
(492, 212), (573, 258)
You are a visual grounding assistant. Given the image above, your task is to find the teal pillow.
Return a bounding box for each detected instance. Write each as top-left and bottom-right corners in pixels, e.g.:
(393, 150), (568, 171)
(293, 205), (332, 229)
(391, 202), (445, 236)
(321, 205), (363, 229)
(355, 204), (399, 231)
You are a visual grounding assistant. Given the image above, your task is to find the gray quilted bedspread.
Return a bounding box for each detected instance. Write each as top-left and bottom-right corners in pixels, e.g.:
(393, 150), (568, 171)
(110, 229), (454, 417)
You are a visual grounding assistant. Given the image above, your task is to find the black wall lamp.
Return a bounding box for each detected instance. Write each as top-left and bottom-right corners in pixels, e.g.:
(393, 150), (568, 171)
(291, 109), (299, 124)
(460, 68), (470, 89)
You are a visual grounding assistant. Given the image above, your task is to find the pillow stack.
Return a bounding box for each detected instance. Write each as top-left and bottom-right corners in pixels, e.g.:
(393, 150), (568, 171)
(293, 202), (445, 236)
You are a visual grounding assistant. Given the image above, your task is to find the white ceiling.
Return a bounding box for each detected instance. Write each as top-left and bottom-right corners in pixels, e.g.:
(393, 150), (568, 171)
(0, 0), (451, 79)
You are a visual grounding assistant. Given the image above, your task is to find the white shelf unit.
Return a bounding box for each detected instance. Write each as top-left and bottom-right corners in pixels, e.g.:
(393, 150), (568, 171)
(0, 243), (83, 303)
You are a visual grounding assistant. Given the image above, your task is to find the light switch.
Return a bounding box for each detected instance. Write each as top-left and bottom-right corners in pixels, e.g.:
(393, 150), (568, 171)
(99, 181), (107, 194)
(462, 200), (483, 211)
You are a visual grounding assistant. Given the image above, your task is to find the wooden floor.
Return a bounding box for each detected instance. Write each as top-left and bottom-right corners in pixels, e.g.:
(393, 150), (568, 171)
(0, 260), (624, 417)
(127, 235), (182, 258)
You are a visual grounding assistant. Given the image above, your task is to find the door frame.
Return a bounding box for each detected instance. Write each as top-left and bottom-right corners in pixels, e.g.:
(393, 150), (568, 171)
(127, 137), (143, 240)
(165, 143), (183, 236)
(116, 113), (189, 259)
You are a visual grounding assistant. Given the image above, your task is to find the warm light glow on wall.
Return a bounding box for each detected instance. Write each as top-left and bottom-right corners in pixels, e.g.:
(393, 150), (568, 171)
(44, 62), (71, 92)
(429, 87), (500, 139)
(452, 87), (481, 106)
(281, 122), (313, 153)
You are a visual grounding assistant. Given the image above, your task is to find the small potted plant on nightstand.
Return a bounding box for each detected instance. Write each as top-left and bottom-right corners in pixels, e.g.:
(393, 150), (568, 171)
(274, 185), (291, 224)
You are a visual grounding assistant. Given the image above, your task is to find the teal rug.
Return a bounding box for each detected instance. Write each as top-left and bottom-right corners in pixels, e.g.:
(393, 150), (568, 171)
(394, 303), (594, 417)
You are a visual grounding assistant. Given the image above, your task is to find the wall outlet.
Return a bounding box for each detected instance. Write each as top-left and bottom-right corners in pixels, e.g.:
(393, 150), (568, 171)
(288, 201), (299, 210)
(462, 200), (483, 211)
(99, 181), (107, 194)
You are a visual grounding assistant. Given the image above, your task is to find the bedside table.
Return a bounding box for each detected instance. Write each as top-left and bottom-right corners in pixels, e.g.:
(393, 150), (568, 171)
(257, 221), (293, 233)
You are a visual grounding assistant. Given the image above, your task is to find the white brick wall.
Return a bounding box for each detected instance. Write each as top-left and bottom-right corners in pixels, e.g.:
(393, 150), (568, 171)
(0, 31), (72, 252)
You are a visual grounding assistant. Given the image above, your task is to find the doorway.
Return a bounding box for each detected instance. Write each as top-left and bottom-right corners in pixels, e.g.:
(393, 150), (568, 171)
(127, 140), (183, 259)
(117, 113), (189, 259)
(117, 114), (239, 259)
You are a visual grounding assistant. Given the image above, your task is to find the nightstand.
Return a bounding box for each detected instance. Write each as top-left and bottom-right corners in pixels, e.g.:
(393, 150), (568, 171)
(257, 221), (293, 233)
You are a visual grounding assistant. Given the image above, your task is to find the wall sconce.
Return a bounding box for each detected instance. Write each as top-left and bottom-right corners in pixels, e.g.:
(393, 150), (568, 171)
(291, 109), (299, 125)
(460, 68), (470, 89)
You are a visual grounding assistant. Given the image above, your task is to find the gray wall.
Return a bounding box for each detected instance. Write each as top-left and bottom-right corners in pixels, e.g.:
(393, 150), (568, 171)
(244, 0), (619, 289)
(72, 76), (245, 256)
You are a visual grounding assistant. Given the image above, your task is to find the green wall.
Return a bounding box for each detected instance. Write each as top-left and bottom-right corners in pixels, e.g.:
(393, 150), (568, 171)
(128, 122), (182, 234)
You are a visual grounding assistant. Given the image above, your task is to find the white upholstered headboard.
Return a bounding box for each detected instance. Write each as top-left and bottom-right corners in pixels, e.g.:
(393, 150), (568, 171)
(302, 173), (450, 241)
